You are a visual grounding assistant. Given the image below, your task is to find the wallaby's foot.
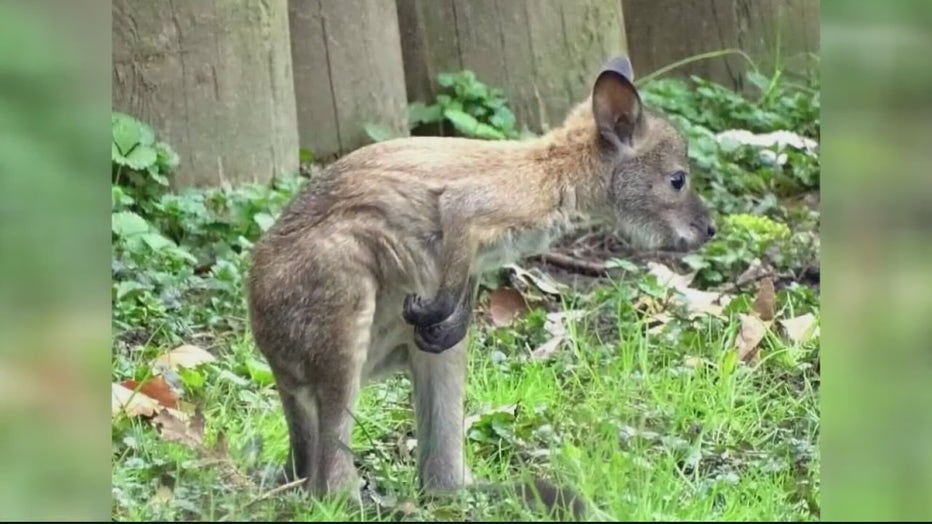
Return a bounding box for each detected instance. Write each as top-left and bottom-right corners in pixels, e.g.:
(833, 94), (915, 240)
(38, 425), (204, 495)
(403, 291), (458, 326)
(406, 287), (474, 354)
(412, 312), (470, 354)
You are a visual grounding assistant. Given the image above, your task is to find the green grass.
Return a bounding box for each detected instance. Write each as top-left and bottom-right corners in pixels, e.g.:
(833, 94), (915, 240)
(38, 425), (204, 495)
(112, 273), (819, 521)
(111, 66), (820, 521)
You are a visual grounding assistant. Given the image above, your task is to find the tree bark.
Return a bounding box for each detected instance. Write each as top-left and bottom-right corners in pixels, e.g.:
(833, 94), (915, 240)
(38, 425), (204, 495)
(288, 0), (410, 161)
(397, 0), (628, 134)
(112, 0), (299, 189)
(622, 0), (820, 91)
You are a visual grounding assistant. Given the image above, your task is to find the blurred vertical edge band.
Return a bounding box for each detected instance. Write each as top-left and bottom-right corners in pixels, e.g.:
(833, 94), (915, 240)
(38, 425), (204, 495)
(0, 0), (111, 521)
(822, 1), (932, 521)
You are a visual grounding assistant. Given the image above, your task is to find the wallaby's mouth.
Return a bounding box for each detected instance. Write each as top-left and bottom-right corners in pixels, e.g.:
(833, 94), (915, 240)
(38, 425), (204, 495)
(614, 211), (716, 255)
(670, 221), (716, 253)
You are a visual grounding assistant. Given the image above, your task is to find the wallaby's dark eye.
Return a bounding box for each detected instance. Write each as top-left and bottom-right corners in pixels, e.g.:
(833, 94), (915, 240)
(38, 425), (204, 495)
(670, 171), (686, 191)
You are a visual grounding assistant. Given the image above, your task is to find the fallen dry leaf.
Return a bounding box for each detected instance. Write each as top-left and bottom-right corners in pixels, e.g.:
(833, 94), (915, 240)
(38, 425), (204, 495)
(112, 383), (160, 418)
(489, 288), (529, 327)
(505, 264), (567, 296)
(736, 314), (770, 364)
(647, 261), (696, 290)
(149, 406), (255, 492)
(121, 376), (179, 409)
(155, 409), (205, 449)
(152, 344), (216, 373)
(683, 356), (713, 368)
(780, 313), (819, 344)
(634, 294), (662, 314)
(678, 288), (728, 318)
(645, 262), (732, 322)
(751, 278), (776, 321)
(543, 310), (583, 337)
(736, 258), (774, 287)
(396, 500), (418, 516)
(151, 480), (174, 506)
(646, 312), (673, 334)
(530, 335), (566, 361)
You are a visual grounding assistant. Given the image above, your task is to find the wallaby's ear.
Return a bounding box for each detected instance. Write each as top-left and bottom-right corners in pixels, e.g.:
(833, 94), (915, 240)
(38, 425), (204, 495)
(591, 56), (643, 148)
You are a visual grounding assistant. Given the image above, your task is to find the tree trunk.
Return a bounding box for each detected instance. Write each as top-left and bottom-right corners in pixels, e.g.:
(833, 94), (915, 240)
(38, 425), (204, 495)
(288, 0), (410, 161)
(397, 0), (628, 134)
(112, 0), (299, 189)
(622, 0), (820, 91)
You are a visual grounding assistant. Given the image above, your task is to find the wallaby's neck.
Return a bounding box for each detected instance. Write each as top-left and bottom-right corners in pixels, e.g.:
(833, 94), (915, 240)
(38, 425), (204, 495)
(523, 102), (614, 224)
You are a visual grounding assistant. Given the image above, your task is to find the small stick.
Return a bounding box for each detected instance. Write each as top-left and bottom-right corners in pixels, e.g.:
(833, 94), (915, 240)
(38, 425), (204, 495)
(218, 477), (307, 521)
(536, 253), (608, 277)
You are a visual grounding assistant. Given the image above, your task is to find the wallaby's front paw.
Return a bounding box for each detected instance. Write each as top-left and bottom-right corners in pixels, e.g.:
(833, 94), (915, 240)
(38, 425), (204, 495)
(403, 290), (458, 326)
(412, 305), (471, 354)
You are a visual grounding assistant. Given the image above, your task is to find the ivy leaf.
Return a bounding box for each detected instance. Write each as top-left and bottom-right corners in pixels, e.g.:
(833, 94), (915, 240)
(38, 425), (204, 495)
(253, 212), (275, 232)
(408, 102), (442, 127)
(473, 123), (505, 140)
(114, 280), (150, 301)
(112, 112), (156, 153)
(156, 142), (180, 172)
(142, 232), (177, 251)
(112, 211), (150, 237)
(490, 106), (515, 131)
(443, 108), (479, 136)
(364, 123), (396, 143)
(112, 113), (141, 155)
(605, 258), (640, 273)
(437, 72), (456, 88)
(125, 145), (158, 171)
(112, 186), (134, 208)
(246, 358), (275, 387)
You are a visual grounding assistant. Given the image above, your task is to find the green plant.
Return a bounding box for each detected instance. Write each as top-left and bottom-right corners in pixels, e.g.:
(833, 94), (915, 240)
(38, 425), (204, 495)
(409, 70), (519, 140)
(112, 112), (180, 212)
(111, 112), (306, 347)
(682, 213), (813, 287)
(364, 70), (521, 143)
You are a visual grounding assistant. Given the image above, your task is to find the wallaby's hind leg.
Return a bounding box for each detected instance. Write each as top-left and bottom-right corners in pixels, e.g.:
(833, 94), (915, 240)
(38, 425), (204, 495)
(279, 385), (319, 486)
(408, 331), (473, 493)
(312, 359), (366, 495)
(260, 273), (375, 499)
(307, 276), (375, 496)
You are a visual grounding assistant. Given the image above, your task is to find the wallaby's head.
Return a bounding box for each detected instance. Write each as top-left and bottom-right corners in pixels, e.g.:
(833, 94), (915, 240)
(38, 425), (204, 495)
(589, 56), (716, 252)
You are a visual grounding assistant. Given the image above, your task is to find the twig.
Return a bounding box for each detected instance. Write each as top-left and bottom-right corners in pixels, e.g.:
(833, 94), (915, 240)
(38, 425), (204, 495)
(218, 477), (308, 521)
(712, 271), (778, 301)
(536, 253), (608, 277)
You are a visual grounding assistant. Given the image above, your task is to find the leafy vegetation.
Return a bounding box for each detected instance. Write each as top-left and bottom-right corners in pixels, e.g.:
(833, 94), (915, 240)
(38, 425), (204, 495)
(367, 70), (522, 143)
(112, 66), (820, 521)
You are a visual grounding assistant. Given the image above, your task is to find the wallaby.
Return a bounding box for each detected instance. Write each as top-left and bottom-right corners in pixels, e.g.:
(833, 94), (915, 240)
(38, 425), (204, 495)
(246, 55), (716, 518)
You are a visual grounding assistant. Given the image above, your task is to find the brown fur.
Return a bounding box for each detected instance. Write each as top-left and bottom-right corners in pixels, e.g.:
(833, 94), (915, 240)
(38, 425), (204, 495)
(246, 56), (715, 516)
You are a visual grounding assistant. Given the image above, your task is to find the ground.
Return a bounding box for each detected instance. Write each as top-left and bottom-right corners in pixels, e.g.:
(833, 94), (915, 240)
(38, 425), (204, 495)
(111, 68), (821, 521)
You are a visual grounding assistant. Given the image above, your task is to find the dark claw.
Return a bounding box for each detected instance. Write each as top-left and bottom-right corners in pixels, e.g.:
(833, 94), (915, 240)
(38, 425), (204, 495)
(412, 300), (472, 354)
(413, 318), (470, 354)
(403, 289), (459, 327)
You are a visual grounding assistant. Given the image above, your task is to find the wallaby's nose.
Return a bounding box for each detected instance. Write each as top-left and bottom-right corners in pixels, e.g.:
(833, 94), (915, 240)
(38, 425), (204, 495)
(706, 224), (717, 239)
